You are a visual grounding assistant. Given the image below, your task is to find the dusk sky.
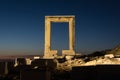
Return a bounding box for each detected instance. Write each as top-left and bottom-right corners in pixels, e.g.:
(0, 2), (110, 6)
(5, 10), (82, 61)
(0, 0), (120, 55)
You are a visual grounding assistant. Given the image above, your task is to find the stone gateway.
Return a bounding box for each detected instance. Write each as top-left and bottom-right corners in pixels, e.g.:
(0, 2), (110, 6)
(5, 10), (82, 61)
(44, 16), (75, 58)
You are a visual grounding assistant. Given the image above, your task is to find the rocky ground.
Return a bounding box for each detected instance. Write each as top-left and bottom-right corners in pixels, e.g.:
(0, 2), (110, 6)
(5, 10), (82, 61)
(57, 44), (120, 71)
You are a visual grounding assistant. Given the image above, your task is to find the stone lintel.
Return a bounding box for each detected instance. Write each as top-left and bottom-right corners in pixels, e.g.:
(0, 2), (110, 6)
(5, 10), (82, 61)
(45, 16), (75, 22)
(45, 15), (75, 18)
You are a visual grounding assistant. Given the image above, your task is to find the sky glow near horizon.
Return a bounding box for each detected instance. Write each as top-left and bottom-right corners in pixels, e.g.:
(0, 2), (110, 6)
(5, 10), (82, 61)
(0, 0), (120, 55)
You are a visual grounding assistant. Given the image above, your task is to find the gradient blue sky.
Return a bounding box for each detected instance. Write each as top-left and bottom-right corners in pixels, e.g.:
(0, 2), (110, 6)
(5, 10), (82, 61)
(0, 0), (120, 55)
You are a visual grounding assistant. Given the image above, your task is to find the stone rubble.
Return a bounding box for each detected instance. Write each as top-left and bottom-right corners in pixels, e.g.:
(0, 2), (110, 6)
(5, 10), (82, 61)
(56, 45), (120, 71)
(57, 54), (120, 71)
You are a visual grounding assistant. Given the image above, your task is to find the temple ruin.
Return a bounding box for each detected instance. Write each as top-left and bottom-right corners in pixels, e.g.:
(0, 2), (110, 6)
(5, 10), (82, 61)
(44, 16), (75, 58)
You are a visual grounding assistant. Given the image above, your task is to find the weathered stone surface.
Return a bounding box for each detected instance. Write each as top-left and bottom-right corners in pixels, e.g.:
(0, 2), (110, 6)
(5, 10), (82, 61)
(56, 57), (120, 71)
(104, 54), (114, 58)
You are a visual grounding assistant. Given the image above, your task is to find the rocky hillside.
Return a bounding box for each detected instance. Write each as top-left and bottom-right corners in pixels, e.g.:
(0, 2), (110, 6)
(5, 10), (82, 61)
(106, 45), (120, 55)
(57, 45), (120, 71)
